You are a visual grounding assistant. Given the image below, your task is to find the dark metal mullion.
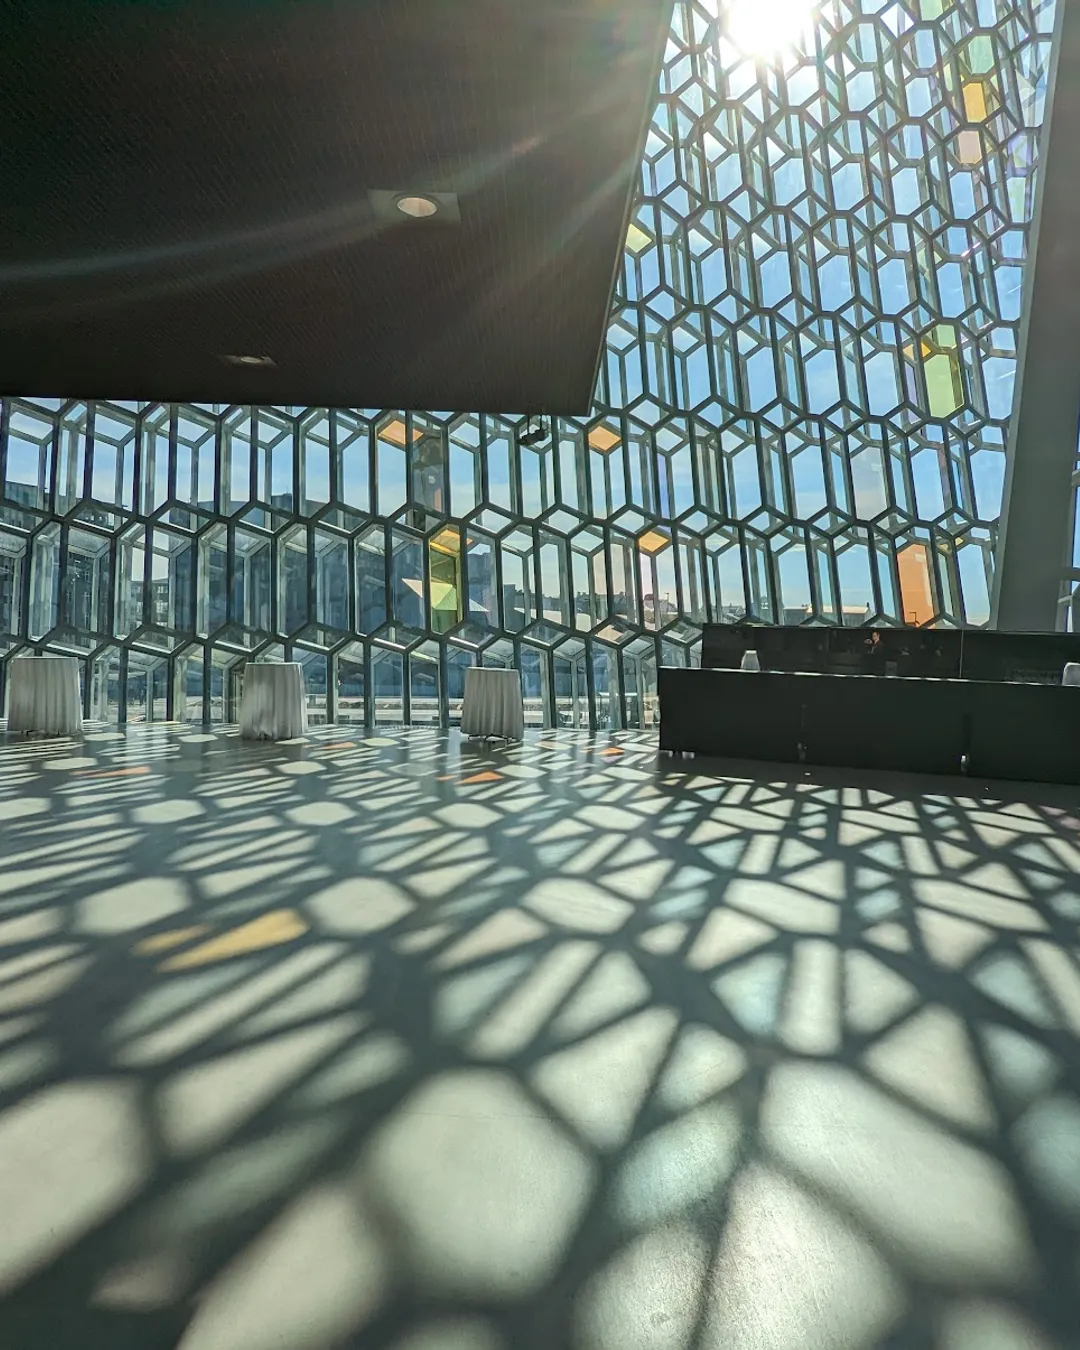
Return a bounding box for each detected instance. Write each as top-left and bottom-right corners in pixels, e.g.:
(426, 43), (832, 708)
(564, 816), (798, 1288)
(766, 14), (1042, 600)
(557, 535), (572, 629)
(405, 415), (417, 514)
(460, 531), (471, 628)
(736, 522), (757, 620)
(248, 410), (259, 512)
(306, 525), (318, 634)
(928, 525), (956, 623)
(363, 640), (374, 727)
(101, 533), (118, 662)
(270, 523), (283, 641)
(437, 640), (449, 729)
(613, 642), (628, 731)
(583, 635), (598, 731)
(653, 630), (663, 727)
(225, 520), (238, 629)
(325, 650), (337, 726)
(805, 528), (825, 619)
(381, 521), (393, 629)
(17, 525), (35, 646)
(647, 429), (664, 526)
(201, 643), (212, 726)
(868, 526), (888, 623)
(891, 423), (916, 517)
(401, 648), (412, 726)
(166, 406), (180, 506)
(292, 417), (303, 516)
(701, 535), (717, 628)
(548, 420), (565, 508)
(530, 528), (544, 631)
(347, 532), (359, 639)
(421, 538), (433, 639)
(541, 643), (556, 729)
(165, 652), (176, 722)
(131, 409), (146, 529)
(46, 409), (63, 515)
(329, 410), (341, 510)
(81, 402), (96, 504)
(601, 526), (617, 631)
(762, 530), (783, 627)
(0, 399), (10, 500)
(491, 533), (507, 637)
(113, 427), (128, 510)
(56, 523), (71, 630)
(213, 413), (228, 515)
(477, 418), (491, 506)
(511, 636), (522, 726)
(117, 647), (129, 726)
(81, 654), (92, 720)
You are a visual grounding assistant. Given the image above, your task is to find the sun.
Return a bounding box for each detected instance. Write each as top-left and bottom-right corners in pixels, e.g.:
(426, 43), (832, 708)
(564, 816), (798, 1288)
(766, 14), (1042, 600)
(723, 0), (819, 58)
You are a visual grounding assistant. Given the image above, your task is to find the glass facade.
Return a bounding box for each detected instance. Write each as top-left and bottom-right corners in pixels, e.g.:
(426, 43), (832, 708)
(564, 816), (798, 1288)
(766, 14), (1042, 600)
(0, 0), (1059, 727)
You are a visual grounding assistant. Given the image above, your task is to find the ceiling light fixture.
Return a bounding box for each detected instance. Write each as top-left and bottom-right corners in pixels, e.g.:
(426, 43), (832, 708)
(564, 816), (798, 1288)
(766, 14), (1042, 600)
(221, 353), (276, 367)
(519, 414), (549, 447)
(395, 194), (440, 219)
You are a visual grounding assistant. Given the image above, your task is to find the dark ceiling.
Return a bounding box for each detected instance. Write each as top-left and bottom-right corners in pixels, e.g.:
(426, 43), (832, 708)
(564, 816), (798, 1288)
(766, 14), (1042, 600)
(0, 0), (671, 415)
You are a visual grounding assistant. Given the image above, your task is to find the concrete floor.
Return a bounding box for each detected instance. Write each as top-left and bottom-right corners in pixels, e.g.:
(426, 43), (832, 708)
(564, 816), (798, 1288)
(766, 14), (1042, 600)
(0, 724), (1079, 1350)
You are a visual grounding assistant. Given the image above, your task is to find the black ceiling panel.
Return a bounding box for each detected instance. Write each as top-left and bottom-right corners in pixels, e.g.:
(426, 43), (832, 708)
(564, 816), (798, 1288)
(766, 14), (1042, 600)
(0, 0), (671, 414)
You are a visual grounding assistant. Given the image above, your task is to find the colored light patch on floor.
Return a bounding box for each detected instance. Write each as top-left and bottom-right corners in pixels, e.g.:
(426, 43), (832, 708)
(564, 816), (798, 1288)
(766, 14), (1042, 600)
(74, 766), (153, 778)
(133, 925), (212, 956)
(460, 772), (503, 784)
(158, 910), (309, 972)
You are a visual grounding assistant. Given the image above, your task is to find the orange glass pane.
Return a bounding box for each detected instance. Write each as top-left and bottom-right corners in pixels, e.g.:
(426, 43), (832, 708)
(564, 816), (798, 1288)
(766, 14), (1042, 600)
(897, 543), (935, 625)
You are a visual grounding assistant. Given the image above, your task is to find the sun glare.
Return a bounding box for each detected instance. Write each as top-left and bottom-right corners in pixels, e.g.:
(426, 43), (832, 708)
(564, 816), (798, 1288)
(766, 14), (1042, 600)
(725, 0), (819, 57)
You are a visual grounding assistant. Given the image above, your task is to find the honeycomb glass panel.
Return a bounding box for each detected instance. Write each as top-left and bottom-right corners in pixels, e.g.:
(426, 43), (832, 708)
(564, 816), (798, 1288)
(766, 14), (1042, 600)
(0, 0), (1058, 726)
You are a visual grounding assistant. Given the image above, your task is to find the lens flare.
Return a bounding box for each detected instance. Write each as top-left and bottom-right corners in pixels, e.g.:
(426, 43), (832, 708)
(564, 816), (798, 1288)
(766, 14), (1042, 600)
(724, 0), (819, 57)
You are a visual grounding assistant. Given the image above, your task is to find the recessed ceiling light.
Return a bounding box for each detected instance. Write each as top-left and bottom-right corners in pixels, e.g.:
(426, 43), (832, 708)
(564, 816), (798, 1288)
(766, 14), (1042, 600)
(368, 190), (460, 224)
(221, 354), (276, 367)
(395, 194), (440, 219)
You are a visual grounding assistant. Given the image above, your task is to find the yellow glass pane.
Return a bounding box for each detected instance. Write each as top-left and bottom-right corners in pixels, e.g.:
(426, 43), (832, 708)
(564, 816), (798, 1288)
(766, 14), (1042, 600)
(429, 538), (461, 632)
(430, 527), (461, 555)
(963, 80), (988, 122)
(378, 418), (420, 447)
(589, 425), (621, 453)
(897, 543), (935, 626)
(639, 529), (670, 554)
(626, 222), (653, 254)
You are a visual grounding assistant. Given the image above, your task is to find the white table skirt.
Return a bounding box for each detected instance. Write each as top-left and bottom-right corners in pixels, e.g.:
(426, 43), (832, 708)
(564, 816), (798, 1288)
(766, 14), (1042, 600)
(239, 663), (308, 740)
(461, 667), (525, 740)
(6, 657), (83, 735)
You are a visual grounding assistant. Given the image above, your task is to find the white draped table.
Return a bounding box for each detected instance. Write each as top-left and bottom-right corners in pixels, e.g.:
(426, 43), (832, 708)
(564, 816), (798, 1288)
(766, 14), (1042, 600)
(6, 656), (83, 735)
(461, 667), (525, 741)
(239, 663), (307, 740)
